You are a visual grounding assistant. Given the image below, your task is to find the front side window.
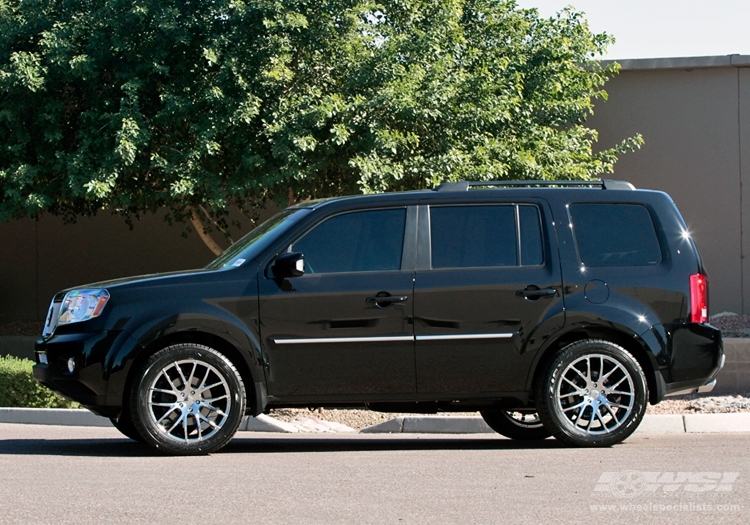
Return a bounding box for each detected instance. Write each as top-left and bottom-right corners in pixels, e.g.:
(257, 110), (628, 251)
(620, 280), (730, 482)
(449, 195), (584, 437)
(430, 204), (544, 269)
(292, 208), (406, 273)
(569, 203), (662, 266)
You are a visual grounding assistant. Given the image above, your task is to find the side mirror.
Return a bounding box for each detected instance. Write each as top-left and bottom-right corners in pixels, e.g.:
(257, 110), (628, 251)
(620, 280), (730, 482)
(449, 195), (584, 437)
(272, 252), (305, 279)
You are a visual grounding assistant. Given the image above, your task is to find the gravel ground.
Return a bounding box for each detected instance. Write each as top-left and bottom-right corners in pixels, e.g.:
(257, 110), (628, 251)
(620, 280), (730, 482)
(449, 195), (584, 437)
(270, 393), (750, 430)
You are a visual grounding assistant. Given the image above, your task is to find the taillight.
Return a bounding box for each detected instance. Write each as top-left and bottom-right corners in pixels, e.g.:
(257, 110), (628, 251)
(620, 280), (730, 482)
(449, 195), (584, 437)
(689, 273), (708, 323)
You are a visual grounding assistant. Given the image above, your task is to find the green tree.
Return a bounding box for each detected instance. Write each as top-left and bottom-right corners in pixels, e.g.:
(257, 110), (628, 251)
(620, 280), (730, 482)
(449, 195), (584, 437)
(0, 0), (640, 254)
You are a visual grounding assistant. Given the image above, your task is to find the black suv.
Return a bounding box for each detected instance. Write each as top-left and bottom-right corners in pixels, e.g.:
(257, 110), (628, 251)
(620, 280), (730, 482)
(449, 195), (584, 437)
(34, 180), (724, 454)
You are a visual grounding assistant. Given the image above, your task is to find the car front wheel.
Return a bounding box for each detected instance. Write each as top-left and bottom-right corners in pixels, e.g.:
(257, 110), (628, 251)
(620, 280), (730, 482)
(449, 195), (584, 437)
(129, 343), (246, 455)
(536, 339), (647, 447)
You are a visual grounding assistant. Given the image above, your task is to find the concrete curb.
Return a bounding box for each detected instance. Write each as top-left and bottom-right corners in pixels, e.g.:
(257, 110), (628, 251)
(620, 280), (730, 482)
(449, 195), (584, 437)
(2, 409), (750, 434)
(0, 407), (113, 427)
(359, 414), (750, 434)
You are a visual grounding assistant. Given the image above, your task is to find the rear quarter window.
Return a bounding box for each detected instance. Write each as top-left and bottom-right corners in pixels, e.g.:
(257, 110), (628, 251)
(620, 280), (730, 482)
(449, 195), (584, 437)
(569, 203), (661, 266)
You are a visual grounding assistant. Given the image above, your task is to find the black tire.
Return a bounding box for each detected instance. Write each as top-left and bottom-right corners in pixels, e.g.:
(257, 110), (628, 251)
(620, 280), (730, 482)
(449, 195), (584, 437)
(129, 343), (246, 455)
(110, 411), (144, 442)
(480, 410), (551, 440)
(535, 339), (647, 447)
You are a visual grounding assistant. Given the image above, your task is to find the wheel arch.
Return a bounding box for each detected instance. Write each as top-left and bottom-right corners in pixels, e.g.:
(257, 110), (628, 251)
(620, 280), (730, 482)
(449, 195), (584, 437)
(119, 330), (266, 418)
(528, 326), (663, 405)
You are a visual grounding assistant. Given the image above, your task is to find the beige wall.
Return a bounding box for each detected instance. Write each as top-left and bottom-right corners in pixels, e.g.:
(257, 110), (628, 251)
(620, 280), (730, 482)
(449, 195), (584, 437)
(0, 212), (249, 322)
(588, 58), (750, 314)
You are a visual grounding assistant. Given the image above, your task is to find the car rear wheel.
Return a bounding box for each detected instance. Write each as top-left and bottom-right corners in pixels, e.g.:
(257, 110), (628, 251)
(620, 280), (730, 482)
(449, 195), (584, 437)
(129, 343), (246, 455)
(480, 410), (551, 440)
(535, 339), (647, 447)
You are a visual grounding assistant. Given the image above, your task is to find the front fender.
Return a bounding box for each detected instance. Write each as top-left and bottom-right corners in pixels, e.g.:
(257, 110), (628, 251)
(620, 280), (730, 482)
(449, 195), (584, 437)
(103, 300), (266, 413)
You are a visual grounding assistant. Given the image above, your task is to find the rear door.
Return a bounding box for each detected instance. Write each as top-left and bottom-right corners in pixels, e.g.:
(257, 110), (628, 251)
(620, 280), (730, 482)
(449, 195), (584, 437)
(413, 200), (564, 394)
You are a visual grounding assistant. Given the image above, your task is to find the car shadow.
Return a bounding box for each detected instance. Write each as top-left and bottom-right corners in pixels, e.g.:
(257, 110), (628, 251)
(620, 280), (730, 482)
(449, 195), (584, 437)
(0, 434), (566, 457)
(0, 437), (159, 457)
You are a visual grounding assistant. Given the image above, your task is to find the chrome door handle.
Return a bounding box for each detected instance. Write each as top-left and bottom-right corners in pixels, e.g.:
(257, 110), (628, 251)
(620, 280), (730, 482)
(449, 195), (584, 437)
(366, 294), (408, 307)
(515, 287), (557, 299)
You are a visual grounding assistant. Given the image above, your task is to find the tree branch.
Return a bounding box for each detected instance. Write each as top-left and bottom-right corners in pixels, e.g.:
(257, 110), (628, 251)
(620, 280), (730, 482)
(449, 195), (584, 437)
(189, 208), (223, 256)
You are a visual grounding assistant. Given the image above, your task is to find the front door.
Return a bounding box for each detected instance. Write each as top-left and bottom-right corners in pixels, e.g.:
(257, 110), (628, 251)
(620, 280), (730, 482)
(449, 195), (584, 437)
(259, 207), (416, 399)
(414, 201), (564, 394)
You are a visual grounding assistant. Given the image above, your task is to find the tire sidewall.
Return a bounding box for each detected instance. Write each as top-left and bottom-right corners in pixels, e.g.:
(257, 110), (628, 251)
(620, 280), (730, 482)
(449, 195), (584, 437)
(130, 344), (246, 455)
(537, 340), (647, 447)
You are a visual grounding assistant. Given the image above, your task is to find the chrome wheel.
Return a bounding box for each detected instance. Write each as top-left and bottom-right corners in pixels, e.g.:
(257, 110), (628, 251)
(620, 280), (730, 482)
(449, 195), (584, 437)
(536, 339), (647, 447)
(131, 343), (246, 455)
(147, 359), (232, 444)
(556, 354), (635, 434)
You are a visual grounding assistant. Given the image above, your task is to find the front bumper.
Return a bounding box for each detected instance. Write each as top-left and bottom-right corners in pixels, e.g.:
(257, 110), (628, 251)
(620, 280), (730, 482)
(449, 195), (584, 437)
(33, 331), (125, 417)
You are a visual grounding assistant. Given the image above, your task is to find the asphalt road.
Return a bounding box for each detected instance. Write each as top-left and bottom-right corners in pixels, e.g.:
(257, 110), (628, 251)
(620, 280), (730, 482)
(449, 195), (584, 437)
(0, 424), (748, 525)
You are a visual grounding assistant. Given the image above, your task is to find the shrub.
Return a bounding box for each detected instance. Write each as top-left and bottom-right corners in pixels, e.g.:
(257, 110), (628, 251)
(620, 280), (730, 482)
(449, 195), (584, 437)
(0, 355), (80, 408)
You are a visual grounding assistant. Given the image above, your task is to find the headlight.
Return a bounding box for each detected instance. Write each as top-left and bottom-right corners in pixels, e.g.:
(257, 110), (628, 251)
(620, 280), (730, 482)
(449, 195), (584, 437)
(57, 289), (110, 326)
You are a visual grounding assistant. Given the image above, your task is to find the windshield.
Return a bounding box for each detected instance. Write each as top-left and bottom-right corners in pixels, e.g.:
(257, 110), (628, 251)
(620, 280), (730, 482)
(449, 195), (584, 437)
(206, 208), (309, 270)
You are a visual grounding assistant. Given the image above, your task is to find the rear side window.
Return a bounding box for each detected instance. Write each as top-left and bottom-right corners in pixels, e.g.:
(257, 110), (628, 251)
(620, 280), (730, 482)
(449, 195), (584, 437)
(292, 208), (406, 273)
(569, 203), (661, 266)
(430, 204), (544, 269)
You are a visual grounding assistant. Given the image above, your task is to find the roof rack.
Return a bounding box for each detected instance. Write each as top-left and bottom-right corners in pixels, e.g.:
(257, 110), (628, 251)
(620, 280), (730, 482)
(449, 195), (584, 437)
(433, 179), (636, 192)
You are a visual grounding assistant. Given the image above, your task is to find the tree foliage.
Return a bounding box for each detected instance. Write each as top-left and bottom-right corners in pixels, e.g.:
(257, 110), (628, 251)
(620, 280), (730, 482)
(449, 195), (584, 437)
(0, 0), (641, 248)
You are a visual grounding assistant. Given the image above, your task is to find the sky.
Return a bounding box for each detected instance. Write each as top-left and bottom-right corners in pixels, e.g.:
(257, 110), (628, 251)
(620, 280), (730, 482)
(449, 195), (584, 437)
(515, 0), (750, 59)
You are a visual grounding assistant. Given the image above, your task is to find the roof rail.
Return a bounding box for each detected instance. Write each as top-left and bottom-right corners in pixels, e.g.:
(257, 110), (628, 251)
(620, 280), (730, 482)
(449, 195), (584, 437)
(433, 179), (636, 192)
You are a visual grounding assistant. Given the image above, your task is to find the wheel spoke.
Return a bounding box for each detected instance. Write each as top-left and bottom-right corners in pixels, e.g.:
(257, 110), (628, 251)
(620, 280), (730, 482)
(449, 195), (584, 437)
(160, 368), (179, 393)
(198, 413), (219, 429)
(186, 362), (198, 389)
(571, 366), (589, 383)
(202, 403), (227, 417)
(156, 406), (180, 425)
(195, 413), (203, 441)
(562, 400), (587, 412)
(607, 373), (628, 390)
(599, 365), (618, 384)
(562, 376), (584, 393)
(595, 409), (611, 433)
(585, 404), (597, 433)
(603, 402), (620, 422)
(575, 400), (588, 422)
(150, 387), (178, 396)
(202, 394), (228, 403)
(200, 381), (224, 393)
(607, 389), (633, 396)
(166, 412), (184, 433)
(176, 363), (189, 390)
(197, 367), (211, 391)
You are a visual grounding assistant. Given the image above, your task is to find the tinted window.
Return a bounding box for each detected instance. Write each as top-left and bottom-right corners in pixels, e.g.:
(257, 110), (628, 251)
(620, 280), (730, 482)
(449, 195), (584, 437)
(570, 204), (661, 266)
(431, 206), (517, 268)
(292, 209), (406, 273)
(519, 205), (543, 266)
